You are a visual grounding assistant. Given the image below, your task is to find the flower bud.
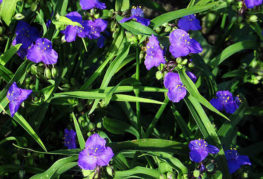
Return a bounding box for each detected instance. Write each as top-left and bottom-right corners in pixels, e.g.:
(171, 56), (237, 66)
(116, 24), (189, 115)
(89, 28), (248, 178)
(176, 57), (182, 64)
(193, 170), (200, 178)
(248, 15), (258, 23)
(206, 163), (214, 172)
(167, 172), (175, 179)
(0, 26), (5, 35)
(139, 51), (144, 60)
(44, 68), (52, 79)
(188, 62), (195, 68)
(164, 26), (172, 32)
(106, 166), (113, 176)
(182, 59), (188, 65)
(96, 122), (102, 128)
(30, 64), (38, 75)
(14, 13), (25, 20)
(51, 67), (58, 78)
(30, 3), (38, 11)
(94, 13), (100, 19)
(155, 71), (163, 80)
(154, 27), (161, 33)
(88, 122), (95, 131)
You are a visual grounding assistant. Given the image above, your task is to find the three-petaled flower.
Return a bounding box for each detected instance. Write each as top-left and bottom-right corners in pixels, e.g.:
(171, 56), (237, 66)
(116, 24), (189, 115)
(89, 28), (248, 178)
(178, 14), (201, 32)
(244, 0), (262, 9)
(27, 38), (58, 65)
(64, 129), (77, 149)
(169, 29), (202, 58)
(189, 139), (219, 163)
(144, 35), (165, 70)
(225, 149), (251, 174)
(120, 6), (150, 26)
(62, 12), (88, 42)
(80, 0), (106, 10)
(7, 82), (32, 117)
(85, 19), (108, 40)
(210, 91), (241, 114)
(12, 21), (40, 58)
(164, 72), (196, 103)
(78, 133), (114, 170)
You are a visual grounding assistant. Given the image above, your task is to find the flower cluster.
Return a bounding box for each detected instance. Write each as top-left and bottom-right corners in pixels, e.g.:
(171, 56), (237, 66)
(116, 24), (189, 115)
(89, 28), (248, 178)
(80, 0), (106, 10)
(7, 82), (32, 117)
(78, 134), (114, 170)
(120, 6), (150, 26)
(64, 129), (77, 149)
(189, 139), (219, 163)
(210, 91), (241, 114)
(244, 0), (262, 9)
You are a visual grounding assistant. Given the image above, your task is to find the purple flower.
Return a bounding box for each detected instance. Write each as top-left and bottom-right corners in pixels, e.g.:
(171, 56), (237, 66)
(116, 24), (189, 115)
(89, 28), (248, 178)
(80, 0), (106, 10)
(84, 19), (107, 39)
(0, 0), (2, 4)
(144, 35), (165, 70)
(61, 12), (87, 42)
(27, 38), (58, 65)
(97, 35), (105, 48)
(12, 21), (40, 58)
(189, 139), (219, 163)
(225, 149), (251, 174)
(164, 72), (196, 103)
(169, 29), (202, 58)
(244, 0), (262, 8)
(6, 82), (32, 117)
(210, 91), (241, 114)
(78, 134), (114, 170)
(120, 6), (150, 26)
(178, 15), (201, 32)
(64, 129), (77, 149)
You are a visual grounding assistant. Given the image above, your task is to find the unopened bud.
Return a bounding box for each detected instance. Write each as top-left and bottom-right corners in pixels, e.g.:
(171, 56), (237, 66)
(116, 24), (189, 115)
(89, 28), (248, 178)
(193, 170), (200, 178)
(248, 15), (258, 23)
(182, 59), (188, 65)
(164, 26), (172, 32)
(176, 57), (182, 64)
(14, 13), (25, 20)
(188, 62), (195, 68)
(94, 13), (100, 19)
(106, 166), (113, 176)
(155, 27), (161, 33)
(155, 71), (163, 80)
(44, 68), (51, 79)
(31, 3), (38, 11)
(51, 67), (58, 78)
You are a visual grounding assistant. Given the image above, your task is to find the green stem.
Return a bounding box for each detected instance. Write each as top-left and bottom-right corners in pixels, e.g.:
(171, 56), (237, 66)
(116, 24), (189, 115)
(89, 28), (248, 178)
(135, 46), (142, 137)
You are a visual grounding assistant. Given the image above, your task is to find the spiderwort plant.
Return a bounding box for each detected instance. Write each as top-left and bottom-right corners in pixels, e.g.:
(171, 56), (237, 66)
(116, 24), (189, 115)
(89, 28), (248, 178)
(189, 139), (219, 163)
(225, 149), (251, 174)
(178, 15), (201, 32)
(64, 129), (77, 149)
(12, 21), (40, 58)
(27, 38), (58, 65)
(85, 19), (107, 39)
(78, 134), (114, 170)
(144, 35), (165, 70)
(169, 29), (202, 58)
(120, 6), (150, 26)
(80, 0), (106, 10)
(244, 0), (263, 9)
(210, 91), (241, 114)
(164, 72), (196, 103)
(7, 82), (32, 117)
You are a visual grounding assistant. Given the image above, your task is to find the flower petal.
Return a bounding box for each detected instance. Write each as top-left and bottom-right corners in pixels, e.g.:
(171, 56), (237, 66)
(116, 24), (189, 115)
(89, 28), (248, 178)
(9, 100), (20, 117)
(134, 16), (150, 26)
(237, 155), (252, 166)
(190, 149), (208, 163)
(167, 85), (187, 103)
(97, 146), (114, 166)
(41, 49), (58, 65)
(164, 72), (181, 89)
(169, 43), (190, 58)
(207, 144), (219, 154)
(120, 17), (133, 23)
(85, 133), (106, 149)
(188, 39), (202, 54)
(78, 149), (97, 170)
(27, 45), (43, 63)
(64, 26), (78, 42)
(227, 159), (241, 174)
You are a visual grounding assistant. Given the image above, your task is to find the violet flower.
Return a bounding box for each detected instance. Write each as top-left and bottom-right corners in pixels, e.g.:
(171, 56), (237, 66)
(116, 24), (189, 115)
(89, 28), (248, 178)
(64, 129), (77, 149)
(244, 0), (262, 9)
(78, 133), (114, 170)
(189, 139), (219, 163)
(169, 29), (202, 58)
(84, 19), (107, 39)
(164, 72), (196, 103)
(80, 0), (106, 10)
(7, 82), (32, 117)
(27, 38), (58, 65)
(178, 14), (201, 32)
(61, 11), (87, 42)
(120, 6), (150, 26)
(210, 91), (241, 114)
(144, 35), (165, 70)
(12, 21), (40, 58)
(225, 149), (251, 174)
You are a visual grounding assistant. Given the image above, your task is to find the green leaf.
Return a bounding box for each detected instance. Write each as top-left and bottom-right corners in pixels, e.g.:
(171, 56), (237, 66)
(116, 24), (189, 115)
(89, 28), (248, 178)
(114, 166), (161, 179)
(116, 15), (156, 35)
(52, 14), (83, 31)
(0, 64), (14, 82)
(112, 94), (164, 104)
(0, 44), (22, 65)
(209, 40), (258, 67)
(151, 1), (227, 28)
(103, 117), (140, 138)
(71, 112), (85, 149)
(30, 156), (78, 179)
(178, 69), (229, 121)
(0, 0), (18, 25)
(115, 0), (130, 11)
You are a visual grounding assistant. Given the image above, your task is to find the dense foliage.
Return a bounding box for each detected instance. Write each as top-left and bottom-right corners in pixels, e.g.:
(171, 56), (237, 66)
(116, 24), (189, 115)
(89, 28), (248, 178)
(0, 0), (263, 178)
